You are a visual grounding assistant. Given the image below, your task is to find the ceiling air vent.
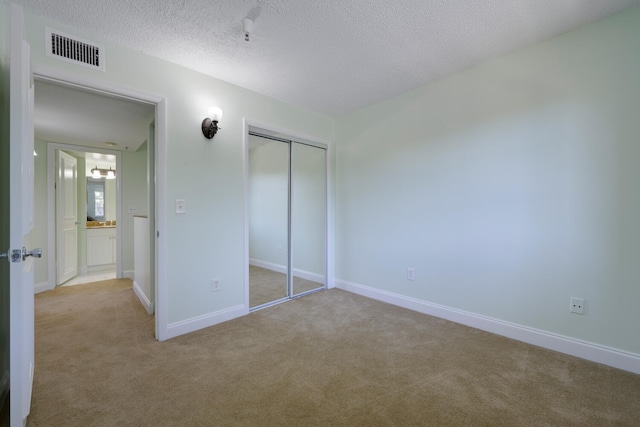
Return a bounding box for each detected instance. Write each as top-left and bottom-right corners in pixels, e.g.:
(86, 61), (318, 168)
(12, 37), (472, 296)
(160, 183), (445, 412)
(45, 28), (105, 71)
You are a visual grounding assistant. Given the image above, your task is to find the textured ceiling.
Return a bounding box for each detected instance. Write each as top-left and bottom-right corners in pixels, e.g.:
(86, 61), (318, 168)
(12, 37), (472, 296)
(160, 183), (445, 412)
(16, 0), (640, 117)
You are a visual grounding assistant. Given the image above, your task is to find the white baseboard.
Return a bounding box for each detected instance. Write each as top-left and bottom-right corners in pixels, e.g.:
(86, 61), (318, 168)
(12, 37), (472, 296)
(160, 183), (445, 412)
(34, 280), (54, 294)
(335, 279), (640, 375)
(133, 280), (154, 315)
(123, 270), (134, 280)
(164, 305), (247, 341)
(250, 258), (324, 284)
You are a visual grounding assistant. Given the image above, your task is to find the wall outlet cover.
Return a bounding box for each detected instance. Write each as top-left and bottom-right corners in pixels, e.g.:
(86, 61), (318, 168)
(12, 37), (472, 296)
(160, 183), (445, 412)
(176, 199), (186, 214)
(570, 297), (585, 314)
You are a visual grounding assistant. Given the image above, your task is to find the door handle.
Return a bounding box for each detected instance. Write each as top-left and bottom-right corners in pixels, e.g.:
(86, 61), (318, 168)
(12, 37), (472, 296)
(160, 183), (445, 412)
(22, 247), (43, 261)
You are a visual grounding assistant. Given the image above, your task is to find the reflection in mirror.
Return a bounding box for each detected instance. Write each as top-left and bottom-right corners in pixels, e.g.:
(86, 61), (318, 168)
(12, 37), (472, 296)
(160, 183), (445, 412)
(248, 138), (290, 308)
(87, 178), (106, 221)
(87, 177), (116, 221)
(291, 142), (326, 296)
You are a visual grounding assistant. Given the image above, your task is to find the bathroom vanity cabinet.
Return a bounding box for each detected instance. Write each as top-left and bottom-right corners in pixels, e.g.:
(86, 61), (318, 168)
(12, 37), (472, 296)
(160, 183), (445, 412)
(86, 227), (116, 266)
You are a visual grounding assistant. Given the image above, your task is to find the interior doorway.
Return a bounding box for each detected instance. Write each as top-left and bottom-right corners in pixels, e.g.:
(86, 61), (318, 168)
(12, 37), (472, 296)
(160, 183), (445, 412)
(33, 77), (158, 320)
(247, 128), (328, 310)
(50, 147), (121, 288)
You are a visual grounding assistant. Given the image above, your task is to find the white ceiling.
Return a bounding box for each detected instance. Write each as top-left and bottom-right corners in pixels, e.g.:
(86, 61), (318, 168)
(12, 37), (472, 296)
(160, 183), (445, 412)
(19, 0), (640, 143)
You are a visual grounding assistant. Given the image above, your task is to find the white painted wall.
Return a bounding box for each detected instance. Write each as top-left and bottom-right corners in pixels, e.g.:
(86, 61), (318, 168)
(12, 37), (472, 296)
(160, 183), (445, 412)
(335, 7), (640, 356)
(21, 9), (334, 328)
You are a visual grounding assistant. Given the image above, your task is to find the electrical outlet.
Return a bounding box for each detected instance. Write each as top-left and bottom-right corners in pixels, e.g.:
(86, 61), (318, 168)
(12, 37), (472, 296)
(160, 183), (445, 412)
(570, 297), (584, 314)
(211, 278), (220, 292)
(407, 268), (416, 281)
(176, 199), (186, 214)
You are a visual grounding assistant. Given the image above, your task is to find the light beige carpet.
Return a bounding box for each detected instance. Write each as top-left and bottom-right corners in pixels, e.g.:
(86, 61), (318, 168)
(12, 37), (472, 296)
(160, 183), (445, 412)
(249, 265), (323, 307)
(30, 279), (640, 426)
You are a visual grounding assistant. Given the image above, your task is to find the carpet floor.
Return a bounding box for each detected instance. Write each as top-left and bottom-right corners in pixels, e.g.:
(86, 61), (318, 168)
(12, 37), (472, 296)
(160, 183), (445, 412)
(249, 265), (323, 308)
(29, 279), (640, 426)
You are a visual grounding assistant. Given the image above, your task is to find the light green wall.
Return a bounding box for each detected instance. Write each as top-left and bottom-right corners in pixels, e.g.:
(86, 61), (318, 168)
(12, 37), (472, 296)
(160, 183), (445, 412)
(104, 178), (116, 221)
(22, 10), (334, 324)
(121, 147), (148, 275)
(335, 7), (640, 354)
(33, 140), (48, 284)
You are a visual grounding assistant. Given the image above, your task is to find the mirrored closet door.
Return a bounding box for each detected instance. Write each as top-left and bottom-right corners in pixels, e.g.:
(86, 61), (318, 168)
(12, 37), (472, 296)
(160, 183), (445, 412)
(248, 130), (327, 310)
(291, 142), (326, 297)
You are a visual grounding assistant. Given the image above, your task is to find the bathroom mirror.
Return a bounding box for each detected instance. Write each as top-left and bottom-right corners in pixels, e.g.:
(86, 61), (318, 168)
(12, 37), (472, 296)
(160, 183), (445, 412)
(87, 178), (106, 221)
(87, 177), (116, 221)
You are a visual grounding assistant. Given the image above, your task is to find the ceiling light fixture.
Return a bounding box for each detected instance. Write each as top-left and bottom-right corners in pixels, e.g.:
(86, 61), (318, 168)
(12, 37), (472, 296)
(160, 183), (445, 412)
(202, 106), (223, 139)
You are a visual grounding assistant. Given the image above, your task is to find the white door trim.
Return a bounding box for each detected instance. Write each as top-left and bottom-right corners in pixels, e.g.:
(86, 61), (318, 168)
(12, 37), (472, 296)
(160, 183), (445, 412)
(33, 64), (168, 341)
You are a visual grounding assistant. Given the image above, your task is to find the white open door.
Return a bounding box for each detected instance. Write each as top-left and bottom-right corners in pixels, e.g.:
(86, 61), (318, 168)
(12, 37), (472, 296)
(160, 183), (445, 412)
(56, 151), (78, 285)
(8, 4), (38, 426)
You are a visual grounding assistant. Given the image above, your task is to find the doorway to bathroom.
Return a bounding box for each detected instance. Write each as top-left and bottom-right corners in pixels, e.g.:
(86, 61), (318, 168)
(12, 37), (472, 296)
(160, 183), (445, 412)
(51, 147), (121, 288)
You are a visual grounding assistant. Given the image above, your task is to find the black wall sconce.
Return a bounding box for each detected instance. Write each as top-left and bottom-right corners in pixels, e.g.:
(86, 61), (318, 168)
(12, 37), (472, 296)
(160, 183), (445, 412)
(202, 106), (223, 139)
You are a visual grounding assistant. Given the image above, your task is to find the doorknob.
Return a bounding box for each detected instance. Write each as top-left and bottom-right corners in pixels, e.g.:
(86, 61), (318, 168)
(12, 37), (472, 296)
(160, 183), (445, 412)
(21, 247), (43, 261)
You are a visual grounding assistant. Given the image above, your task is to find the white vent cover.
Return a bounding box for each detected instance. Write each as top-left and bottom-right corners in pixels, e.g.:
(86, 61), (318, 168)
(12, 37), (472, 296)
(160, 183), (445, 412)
(45, 28), (105, 71)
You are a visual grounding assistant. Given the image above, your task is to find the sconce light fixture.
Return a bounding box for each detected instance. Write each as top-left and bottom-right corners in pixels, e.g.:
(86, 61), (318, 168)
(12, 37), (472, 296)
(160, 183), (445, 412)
(202, 106), (223, 139)
(91, 166), (116, 180)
